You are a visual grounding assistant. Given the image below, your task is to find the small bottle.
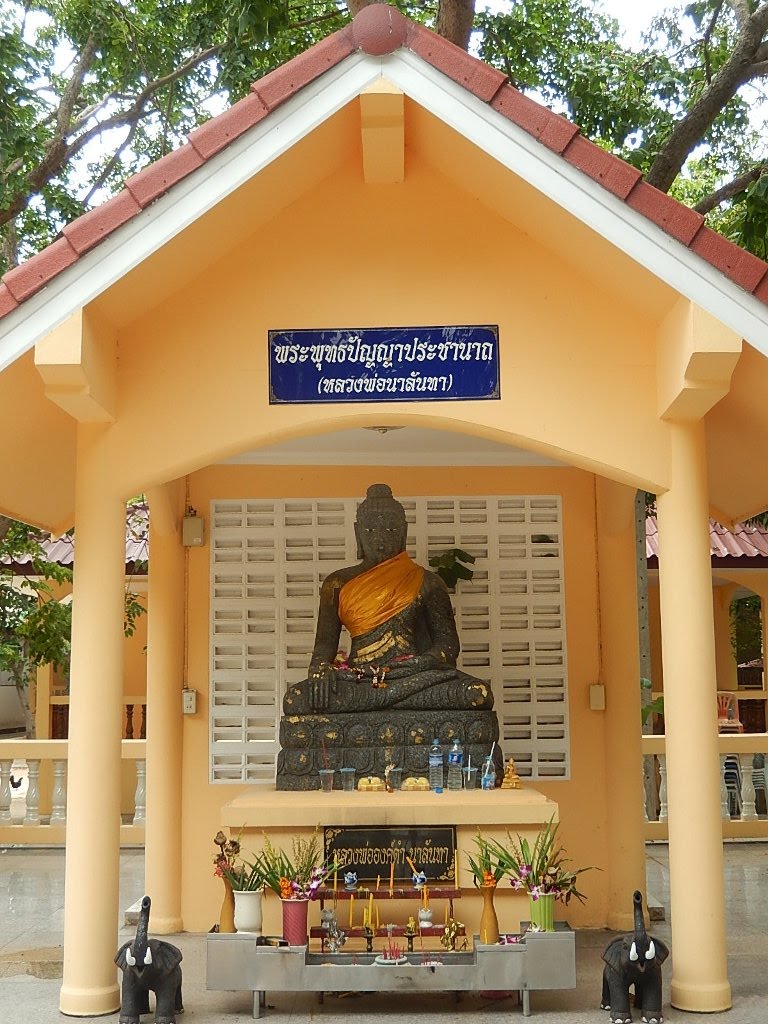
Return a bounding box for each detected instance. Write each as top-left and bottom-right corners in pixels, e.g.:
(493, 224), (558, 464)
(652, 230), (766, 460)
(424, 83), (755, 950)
(481, 756), (496, 790)
(446, 739), (464, 790)
(428, 738), (444, 792)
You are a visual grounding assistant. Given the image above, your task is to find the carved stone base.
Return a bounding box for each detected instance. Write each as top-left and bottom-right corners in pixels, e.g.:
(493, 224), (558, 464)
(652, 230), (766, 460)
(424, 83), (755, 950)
(276, 709), (504, 791)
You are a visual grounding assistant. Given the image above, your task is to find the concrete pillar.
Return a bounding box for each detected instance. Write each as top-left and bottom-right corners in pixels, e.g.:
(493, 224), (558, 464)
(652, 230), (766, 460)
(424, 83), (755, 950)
(656, 419), (731, 1012)
(60, 434), (126, 1016)
(595, 478), (646, 931)
(144, 482), (186, 932)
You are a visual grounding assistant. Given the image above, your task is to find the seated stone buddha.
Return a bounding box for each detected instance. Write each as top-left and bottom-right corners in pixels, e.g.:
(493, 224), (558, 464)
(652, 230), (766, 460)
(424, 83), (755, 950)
(277, 484), (502, 790)
(283, 483), (493, 714)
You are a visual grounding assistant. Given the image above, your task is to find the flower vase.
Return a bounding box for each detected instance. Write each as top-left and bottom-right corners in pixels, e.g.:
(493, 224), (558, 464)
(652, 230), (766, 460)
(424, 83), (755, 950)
(528, 892), (555, 932)
(233, 890), (264, 934)
(478, 884), (499, 944)
(281, 898), (310, 946)
(218, 876), (236, 934)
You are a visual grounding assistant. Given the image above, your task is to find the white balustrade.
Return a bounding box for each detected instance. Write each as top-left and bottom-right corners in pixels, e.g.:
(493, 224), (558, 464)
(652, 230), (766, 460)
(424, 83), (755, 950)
(0, 739), (145, 843)
(657, 755), (668, 822)
(50, 759), (67, 825)
(642, 736), (767, 835)
(24, 759), (40, 825)
(133, 759), (146, 825)
(0, 760), (11, 824)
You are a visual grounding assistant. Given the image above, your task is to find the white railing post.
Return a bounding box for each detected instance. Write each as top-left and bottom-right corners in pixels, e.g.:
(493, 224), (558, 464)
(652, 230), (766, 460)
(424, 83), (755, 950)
(643, 754), (658, 820)
(657, 754), (668, 822)
(0, 760), (11, 824)
(24, 759), (40, 825)
(132, 759), (146, 826)
(739, 754), (758, 821)
(50, 759), (67, 825)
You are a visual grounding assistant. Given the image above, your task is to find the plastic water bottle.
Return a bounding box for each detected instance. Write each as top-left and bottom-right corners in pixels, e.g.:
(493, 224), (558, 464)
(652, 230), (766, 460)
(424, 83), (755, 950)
(481, 756), (496, 790)
(428, 739), (444, 792)
(446, 739), (464, 790)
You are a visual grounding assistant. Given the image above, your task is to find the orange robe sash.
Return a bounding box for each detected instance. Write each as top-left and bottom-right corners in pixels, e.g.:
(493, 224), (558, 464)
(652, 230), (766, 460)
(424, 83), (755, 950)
(338, 552), (424, 639)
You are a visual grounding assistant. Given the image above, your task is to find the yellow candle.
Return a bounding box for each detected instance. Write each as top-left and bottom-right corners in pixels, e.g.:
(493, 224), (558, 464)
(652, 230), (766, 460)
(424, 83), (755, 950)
(334, 858), (338, 894)
(405, 856), (417, 875)
(349, 893), (354, 928)
(376, 874), (381, 891)
(389, 861), (395, 895)
(368, 891), (374, 924)
(423, 883), (428, 909)
(444, 901), (449, 926)
(375, 905), (380, 931)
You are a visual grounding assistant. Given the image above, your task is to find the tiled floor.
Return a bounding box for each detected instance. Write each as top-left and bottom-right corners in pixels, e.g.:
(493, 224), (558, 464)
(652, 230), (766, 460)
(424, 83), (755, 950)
(0, 842), (766, 1022)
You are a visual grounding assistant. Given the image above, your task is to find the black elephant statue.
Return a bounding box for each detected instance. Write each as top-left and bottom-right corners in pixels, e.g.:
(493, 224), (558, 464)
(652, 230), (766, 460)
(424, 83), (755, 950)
(601, 890), (669, 1024)
(115, 895), (183, 1024)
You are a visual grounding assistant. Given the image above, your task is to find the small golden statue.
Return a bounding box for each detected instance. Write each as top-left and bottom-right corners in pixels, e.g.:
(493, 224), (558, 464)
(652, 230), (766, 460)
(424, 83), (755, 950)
(500, 755), (522, 790)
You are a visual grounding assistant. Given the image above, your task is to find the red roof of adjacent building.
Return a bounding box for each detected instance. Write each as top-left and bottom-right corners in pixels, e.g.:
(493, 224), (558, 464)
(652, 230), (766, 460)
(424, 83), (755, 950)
(646, 517), (768, 564)
(1, 4), (768, 325)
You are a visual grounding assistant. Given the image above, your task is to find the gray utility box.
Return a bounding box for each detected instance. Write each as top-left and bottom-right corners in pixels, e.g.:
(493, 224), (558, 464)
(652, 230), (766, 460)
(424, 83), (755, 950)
(207, 925), (575, 1018)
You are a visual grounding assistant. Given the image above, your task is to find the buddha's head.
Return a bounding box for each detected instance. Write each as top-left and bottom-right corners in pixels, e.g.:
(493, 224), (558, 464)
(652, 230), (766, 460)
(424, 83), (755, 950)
(355, 483), (408, 564)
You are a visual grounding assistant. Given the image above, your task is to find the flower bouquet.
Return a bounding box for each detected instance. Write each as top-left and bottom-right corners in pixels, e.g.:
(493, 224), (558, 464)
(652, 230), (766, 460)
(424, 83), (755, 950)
(485, 816), (594, 907)
(466, 831), (507, 889)
(260, 832), (341, 901)
(212, 830), (266, 891)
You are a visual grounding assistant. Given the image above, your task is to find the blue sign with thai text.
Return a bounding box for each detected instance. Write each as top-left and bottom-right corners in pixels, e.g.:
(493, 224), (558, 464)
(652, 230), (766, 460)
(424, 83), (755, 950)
(268, 325), (500, 404)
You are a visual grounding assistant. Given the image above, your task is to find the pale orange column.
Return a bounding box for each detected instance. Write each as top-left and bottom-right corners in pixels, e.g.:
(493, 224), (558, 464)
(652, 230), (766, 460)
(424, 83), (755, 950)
(60, 432), (126, 1016)
(656, 419), (731, 1012)
(595, 477), (646, 931)
(144, 482), (186, 932)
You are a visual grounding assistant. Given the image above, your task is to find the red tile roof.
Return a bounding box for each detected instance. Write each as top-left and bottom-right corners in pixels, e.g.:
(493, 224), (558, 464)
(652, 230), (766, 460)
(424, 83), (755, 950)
(646, 517), (768, 563)
(2, 3), (767, 328)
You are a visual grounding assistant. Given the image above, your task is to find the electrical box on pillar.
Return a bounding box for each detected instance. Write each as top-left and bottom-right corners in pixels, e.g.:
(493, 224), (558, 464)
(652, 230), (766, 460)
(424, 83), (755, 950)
(182, 508), (204, 547)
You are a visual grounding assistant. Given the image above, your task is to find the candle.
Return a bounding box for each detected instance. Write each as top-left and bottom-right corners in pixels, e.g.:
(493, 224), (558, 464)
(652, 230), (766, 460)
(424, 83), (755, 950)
(349, 893), (354, 928)
(444, 902), (449, 926)
(405, 856), (417, 875)
(389, 860), (395, 895)
(368, 891), (374, 928)
(376, 874), (381, 891)
(423, 883), (428, 909)
(375, 905), (380, 931)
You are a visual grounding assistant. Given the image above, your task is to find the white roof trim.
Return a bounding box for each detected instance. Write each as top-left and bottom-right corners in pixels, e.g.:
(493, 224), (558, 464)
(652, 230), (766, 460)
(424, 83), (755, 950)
(2, 46), (768, 373)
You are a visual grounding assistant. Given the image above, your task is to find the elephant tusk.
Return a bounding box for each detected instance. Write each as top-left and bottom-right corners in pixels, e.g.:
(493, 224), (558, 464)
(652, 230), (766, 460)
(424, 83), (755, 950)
(125, 948), (136, 967)
(144, 947), (153, 966)
(646, 940), (656, 961)
(629, 941), (639, 962)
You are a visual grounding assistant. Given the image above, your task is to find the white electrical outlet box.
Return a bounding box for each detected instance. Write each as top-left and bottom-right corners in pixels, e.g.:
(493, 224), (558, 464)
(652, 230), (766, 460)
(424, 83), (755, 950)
(589, 683), (606, 711)
(182, 688), (197, 715)
(182, 515), (204, 547)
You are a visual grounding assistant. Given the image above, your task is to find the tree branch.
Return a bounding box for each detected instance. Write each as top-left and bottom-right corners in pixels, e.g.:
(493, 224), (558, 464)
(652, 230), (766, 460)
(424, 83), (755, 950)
(693, 162), (768, 213)
(646, 8), (768, 192)
(702, 1), (725, 83)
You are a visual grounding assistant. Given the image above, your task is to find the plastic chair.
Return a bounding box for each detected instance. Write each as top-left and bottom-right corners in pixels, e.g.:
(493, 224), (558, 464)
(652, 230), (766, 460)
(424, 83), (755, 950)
(723, 756), (742, 817)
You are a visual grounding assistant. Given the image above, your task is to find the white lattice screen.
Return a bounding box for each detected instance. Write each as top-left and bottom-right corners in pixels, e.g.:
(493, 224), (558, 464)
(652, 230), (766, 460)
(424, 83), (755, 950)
(209, 495), (569, 783)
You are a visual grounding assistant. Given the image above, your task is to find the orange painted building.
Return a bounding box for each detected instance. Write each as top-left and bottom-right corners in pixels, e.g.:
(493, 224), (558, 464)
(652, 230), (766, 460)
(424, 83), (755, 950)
(1, 6), (768, 1017)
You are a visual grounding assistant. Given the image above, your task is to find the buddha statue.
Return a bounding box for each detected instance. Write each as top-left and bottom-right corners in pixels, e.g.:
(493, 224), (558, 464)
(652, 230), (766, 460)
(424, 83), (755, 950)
(276, 484), (503, 790)
(283, 484), (493, 715)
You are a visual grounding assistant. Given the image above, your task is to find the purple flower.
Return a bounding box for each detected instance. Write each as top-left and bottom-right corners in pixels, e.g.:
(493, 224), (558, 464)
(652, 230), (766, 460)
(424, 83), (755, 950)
(520, 865), (532, 879)
(529, 885), (541, 901)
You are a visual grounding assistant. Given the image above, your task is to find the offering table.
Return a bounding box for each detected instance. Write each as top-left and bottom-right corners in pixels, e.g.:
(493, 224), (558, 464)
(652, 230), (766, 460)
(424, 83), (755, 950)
(220, 786), (559, 939)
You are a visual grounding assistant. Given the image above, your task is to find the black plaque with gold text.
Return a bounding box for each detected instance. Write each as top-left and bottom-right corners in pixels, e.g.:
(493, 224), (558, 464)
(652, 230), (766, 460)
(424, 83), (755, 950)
(324, 825), (457, 884)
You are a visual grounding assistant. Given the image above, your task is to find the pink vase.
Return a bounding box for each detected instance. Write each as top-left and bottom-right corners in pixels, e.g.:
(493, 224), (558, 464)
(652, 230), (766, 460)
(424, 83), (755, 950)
(281, 898), (309, 945)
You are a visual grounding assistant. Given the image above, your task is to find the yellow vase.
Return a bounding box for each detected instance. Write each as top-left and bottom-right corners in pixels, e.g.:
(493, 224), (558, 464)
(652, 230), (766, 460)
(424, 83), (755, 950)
(219, 876), (236, 933)
(479, 884), (499, 944)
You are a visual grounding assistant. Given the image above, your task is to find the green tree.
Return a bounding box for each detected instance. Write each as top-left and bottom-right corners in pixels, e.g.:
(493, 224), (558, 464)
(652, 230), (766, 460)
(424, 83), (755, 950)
(0, 511), (146, 737)
(1, 1), (768, 274)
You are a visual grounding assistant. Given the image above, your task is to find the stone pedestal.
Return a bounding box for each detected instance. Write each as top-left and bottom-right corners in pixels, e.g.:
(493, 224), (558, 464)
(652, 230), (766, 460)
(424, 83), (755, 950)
(276, 708), (503, 791)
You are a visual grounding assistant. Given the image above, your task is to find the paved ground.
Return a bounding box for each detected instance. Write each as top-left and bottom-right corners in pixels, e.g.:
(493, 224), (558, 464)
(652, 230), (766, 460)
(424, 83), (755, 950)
(0, 842), (766, 1022)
